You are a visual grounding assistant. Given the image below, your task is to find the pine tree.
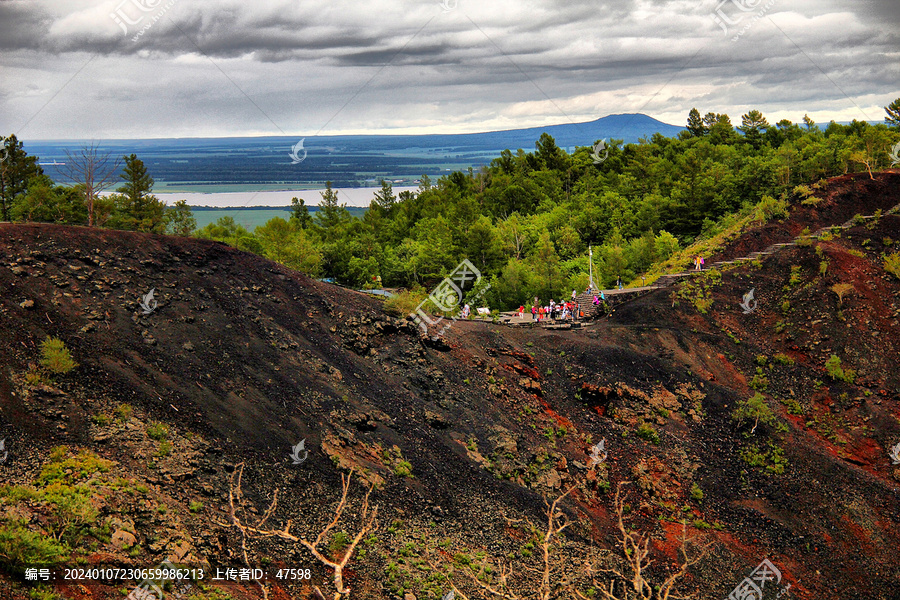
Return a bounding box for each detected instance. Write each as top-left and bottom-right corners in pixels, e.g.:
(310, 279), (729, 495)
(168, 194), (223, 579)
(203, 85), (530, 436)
(686, 108), (707, 137)
(0, 134), (43, 221)
(165, 199), (196, 236)
(373, 179), (396, 211)
(885, 98), (900, 129)
(118, 154), (154, 211)
(290, 196), (312, 228)
(314, 181), (350, 237)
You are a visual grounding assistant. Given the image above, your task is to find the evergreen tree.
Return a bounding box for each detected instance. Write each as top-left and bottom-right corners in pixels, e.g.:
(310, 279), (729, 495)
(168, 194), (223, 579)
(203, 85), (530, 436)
(113, 154), (164, 231)
(686, 108), (707, 137)
(314, 181), (350, 238)
(165, 199), (196, 236)
(373, 179), (396, 211)
(885, 98), (900, 129)
(290, 196), (312, 228)
(0, 134), (43, 221)
(740, 110), (770, 149)
(118, 153), (154, 205)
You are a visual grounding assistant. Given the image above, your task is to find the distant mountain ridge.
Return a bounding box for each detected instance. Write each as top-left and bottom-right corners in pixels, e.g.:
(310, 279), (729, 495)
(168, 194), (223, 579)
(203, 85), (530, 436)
(25, 114), (684, 190)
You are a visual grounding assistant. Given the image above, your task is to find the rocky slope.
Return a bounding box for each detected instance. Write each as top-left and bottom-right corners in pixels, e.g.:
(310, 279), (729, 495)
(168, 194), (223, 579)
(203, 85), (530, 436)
(0, 171), (898, 600)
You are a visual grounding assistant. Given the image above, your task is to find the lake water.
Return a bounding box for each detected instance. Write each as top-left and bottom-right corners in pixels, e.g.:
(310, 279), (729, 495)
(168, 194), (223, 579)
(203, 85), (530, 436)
(153, 186), (420, 208)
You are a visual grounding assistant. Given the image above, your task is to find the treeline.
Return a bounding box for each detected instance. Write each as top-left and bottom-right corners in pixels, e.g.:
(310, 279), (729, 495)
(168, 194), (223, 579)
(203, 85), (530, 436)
(0, 143), (195, 235)
(2, 102), (899, 310)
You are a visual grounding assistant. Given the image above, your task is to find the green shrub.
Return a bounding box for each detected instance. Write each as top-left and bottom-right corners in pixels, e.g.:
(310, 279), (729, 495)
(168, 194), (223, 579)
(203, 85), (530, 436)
(383, 289), (429, 317)
(0, 522), (68, 574)
(37, 449), (112, 486)
(29, 586), (65, 600)
(39, 337), (77, 375)
(690, 483), (704, 502)
(146, 422), (169, 441)
(773, 353), (794, 366)
(154, 441), (173, 457)
(825, 355), (856, 383)
(91, 413), (111, 426)
(740, 442), (787, 474)
(189, 501), (204, 513)
(885, 253), (900, 280)
(754, 195), (789, 222)
(635, 422), (660, 445)
(780, 397), (804, 415)
(114, 404), (133, 421)
(792, 184), (812, 198)
(749, 369), (769, 391)
(732, 393), (776, 432)
(41, 483), (98, 544)
(393, 460), (413, 478)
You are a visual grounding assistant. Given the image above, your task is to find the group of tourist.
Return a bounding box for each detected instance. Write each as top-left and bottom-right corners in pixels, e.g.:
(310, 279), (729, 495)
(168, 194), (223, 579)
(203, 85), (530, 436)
(520, 296), (582, 322)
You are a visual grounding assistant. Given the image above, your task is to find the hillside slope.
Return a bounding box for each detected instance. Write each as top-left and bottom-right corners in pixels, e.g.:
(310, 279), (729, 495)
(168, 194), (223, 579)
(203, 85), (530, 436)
(0, 172), (898, 600)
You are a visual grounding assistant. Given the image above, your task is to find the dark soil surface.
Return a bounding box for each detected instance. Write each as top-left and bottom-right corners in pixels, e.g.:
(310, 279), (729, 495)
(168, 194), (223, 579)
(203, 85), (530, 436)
(0, 172), (898, 600)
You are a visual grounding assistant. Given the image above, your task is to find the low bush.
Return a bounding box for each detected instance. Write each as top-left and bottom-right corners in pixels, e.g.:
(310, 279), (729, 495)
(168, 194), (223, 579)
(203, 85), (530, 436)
(146, 422), (169, 441)
(0, 522), (68, 574)
(825, 355), (856, 383)
(885, 252), (900, 280)
(383, 289), (428, 317)
(635, 422), (660, 445)
(39, 337), (77, 375)
(740, 441), (787, 475)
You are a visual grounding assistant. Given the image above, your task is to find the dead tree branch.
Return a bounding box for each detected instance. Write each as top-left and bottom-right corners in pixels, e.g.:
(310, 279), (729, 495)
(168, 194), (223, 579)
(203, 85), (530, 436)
(221, 464), (377, 600)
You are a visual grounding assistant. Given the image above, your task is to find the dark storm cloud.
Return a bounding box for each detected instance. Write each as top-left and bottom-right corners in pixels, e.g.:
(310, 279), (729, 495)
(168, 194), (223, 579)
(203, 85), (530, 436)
(0, 0), (896, 138)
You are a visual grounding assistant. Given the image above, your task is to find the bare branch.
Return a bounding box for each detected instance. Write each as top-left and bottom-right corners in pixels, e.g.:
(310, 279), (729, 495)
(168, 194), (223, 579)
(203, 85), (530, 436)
(222, 465), (377, 599)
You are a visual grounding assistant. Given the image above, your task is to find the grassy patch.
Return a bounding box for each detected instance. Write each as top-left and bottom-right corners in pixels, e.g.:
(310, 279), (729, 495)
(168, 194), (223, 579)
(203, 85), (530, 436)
(740, 441), (787, 474)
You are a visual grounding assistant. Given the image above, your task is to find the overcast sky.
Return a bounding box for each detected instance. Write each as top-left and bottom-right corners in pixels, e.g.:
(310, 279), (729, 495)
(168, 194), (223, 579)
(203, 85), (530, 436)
(1, 0), (897, 140)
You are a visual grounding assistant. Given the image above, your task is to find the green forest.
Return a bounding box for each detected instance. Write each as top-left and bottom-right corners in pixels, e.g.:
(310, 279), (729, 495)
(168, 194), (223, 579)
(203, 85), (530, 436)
(3, 103), (899, 311)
